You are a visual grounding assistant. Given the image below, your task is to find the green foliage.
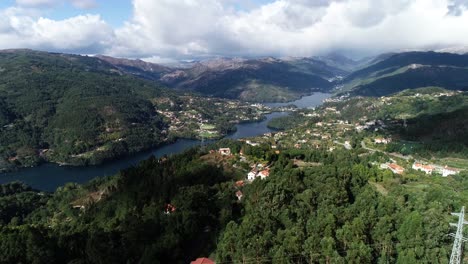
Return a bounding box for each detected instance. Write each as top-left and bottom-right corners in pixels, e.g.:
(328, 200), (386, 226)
(0, 50), (171, 169)
(216, 150), (456, 263)
(267, 113), (317, 130)
(0, 149), (240, 263)
(342, 51), (468, 96)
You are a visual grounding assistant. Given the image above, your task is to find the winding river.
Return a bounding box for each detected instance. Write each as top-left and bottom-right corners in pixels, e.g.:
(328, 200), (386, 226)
(0, 93), (330, 191)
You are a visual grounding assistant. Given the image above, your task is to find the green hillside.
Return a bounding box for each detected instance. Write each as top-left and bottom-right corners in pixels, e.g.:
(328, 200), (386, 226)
(340, 52), (468, 96)
(0, 50), (171, 169)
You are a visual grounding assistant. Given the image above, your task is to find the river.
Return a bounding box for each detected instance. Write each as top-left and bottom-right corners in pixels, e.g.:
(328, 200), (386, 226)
(264, 92), (331, 108)
(0, 112), (290, 191)
(0, 93), (330, 191)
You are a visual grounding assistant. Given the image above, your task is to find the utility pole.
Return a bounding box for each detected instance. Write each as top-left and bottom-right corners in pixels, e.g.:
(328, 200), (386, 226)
(449, 206), (468, 264)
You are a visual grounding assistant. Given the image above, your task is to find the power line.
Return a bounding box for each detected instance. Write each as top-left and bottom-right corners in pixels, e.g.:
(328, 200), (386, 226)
(449, 206), (468, 264)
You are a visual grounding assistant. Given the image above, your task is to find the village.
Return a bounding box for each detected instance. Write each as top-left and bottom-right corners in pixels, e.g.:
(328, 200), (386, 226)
(154, 96), (273, 139)
(199, 96), (466, 204)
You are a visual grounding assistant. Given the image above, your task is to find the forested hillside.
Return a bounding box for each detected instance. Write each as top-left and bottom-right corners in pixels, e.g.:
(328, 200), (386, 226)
(0, 140), (466, 263)
(0, 49), (172, 170)
(341, 52), (468, 96)
(101, 56), (342, 102)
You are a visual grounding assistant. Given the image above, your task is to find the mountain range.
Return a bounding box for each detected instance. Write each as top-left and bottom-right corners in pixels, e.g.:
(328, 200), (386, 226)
(340, 51), (468, 96)
(98, 55), (348, 102)
(2, 48), (468, 171)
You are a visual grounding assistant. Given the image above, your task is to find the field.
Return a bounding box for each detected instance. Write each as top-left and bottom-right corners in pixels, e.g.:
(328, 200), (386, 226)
(438, 157), (468, 170)
(200, 124), (216, 130)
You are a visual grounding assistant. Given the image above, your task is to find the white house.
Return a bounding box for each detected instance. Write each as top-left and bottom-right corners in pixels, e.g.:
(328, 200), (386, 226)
(247, 171), (257, 181)
(246, 140), (259, 146)
(375, 138), (391, 144)
(442, 166), (460, 177)
(219, 148), (231, 156)
(235, 190), (243, 201)
(412, 163), (434, 174)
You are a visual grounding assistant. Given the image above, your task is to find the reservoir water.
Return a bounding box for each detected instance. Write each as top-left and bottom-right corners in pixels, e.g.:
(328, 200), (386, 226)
(0, 93), (330, 191)
(264, 92), (331, 108)
(0, 112), (290, 191)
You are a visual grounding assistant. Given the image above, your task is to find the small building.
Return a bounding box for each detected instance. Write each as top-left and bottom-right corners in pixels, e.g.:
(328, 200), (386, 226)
(164, 204), (176, 215)
(247, 171), (257, 181)
(235, 180), (244, 187)
(375, 138), (391, 144)
(235, 190), (243, 201)
(412, 163), (434, 174)
(191, 258), (215, 264)
(388, 163), (405, 174)
(442, 166), (460, 177)
(258, 169), (270, 179)
(219, 148), (231, 156)
(246, 140), (259, 146)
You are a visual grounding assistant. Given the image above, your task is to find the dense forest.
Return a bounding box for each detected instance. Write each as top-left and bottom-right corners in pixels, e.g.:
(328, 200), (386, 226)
(0, 140), (466, 263)
(0, 50), (172, 170)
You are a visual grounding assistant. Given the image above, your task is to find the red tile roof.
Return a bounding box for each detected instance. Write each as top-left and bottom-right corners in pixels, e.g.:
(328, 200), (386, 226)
(191, 258), (215, 264)
(388, 163), (404, 174)
(235, 180), (244, 187)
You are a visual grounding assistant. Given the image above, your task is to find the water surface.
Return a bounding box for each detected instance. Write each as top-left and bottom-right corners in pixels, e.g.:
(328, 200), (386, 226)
(0, 112), (288, 191)
(264, 92), (331, 108)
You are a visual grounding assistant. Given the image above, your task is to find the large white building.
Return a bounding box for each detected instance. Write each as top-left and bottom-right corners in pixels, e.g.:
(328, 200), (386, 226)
(442, 166), (460, 177)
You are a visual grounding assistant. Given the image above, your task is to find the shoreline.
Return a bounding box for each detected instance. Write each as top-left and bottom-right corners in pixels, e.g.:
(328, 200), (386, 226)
(0, 111), (287, 176)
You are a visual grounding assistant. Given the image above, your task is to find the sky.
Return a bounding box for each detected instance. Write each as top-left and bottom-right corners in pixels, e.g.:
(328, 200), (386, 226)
(1, 0), (468, 62)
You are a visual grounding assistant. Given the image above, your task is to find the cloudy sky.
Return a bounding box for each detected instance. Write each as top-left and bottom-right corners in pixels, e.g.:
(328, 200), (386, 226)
(1, 0), (468, 62)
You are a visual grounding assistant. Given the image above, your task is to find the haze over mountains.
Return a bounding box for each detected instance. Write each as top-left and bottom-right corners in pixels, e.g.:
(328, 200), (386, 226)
(97, 54), (345, 102)
(96, 49), (468, 100)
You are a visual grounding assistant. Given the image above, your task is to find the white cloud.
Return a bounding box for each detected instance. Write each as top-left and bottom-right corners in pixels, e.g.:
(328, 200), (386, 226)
(108, 0), (468, 59)
(3, 0), (468, 59)
(0, 8), (113, 53)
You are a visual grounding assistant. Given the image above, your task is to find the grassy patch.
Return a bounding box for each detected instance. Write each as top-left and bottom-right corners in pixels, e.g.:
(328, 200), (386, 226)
(438, 158), (468, 170)
(200, 124), (216, 130)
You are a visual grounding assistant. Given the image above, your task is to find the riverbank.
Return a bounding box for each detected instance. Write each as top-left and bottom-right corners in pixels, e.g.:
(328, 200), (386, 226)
(0, 92), (330, 191)
(0, 112), (289, 191)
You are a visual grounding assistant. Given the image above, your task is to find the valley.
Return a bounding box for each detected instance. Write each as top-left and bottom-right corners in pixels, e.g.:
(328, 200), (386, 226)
(0, 49), (468, 263)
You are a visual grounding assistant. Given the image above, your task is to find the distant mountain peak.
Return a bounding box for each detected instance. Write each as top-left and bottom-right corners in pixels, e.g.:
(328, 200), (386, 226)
(436, 46), (468, 55)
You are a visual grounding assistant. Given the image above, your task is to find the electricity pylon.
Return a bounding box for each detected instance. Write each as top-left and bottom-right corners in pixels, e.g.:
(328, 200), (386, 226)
(449, 206), (468, 264)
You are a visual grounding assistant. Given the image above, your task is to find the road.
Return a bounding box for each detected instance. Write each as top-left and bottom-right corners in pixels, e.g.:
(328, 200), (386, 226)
(360, 141), (413, 160)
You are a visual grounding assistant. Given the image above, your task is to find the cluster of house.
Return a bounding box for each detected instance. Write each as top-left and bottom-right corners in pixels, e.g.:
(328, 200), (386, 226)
(355, 120), (386, 132)
(374, 137), (392, 144)
(381, 162), (461, 177)
(247, 165), (270, 181)
(412, 162), (460, 177)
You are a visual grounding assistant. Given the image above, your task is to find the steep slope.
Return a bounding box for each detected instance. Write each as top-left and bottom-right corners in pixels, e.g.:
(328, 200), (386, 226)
(341, 51), (468, 96)
(0, 49), (171, 169)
